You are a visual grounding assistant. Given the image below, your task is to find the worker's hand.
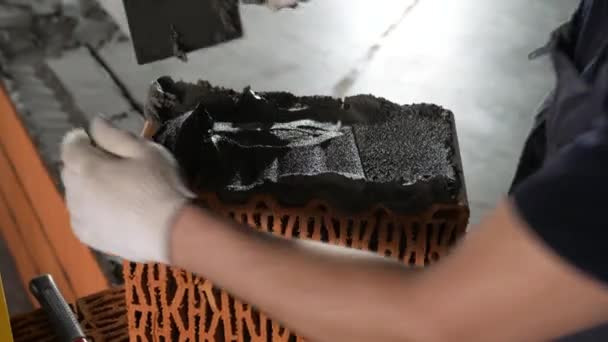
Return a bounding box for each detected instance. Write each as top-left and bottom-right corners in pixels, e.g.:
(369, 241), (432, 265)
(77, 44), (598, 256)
(60, 116), (194, 264)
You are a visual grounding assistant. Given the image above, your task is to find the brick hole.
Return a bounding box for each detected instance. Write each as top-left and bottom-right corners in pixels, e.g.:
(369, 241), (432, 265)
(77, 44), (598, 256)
(214, 319), (226, 341)
(228, 212), (236, 220)
(140, 266), (151, 304)
(129, 262), (137, 276)
(212, 287), (223, 311)
(241, 213), (248, 224)
(194, 315), (201, 340)
(134, 311), (143, 329)
(346, 219), (355, 247)
(267, 215), (275, 233)
(253, 213), (262, 228)
(449, 224), (459, 246)
(266, 319), (274, 340)
(243, 321), (252, 341)
(424, 224), (433, 265)
(320, 218), (329, 242)
(166, 271), (178, 305)
(366, 211), (383, 251)
(398, 224), (407, 262)
(431, 252), (440, 262)
(292, 216), (301, 238)
(252, 309), (261, 336)
(369, 227), (379, 252)
(144, 312), (153, 341)
(358, 220), (369, 246)
(203, 302), (214, 333)
(170, 319), (180, 342)
(306, 217), (315, 238)
(408, 252), (417, 266)
(227, 296), (237, 336)
(155, 294), (163, 332)
(280, 215), (291, 235)
(331, 218), (340, 241)
(178, 290), (189, 330)
(131, 283), (140, 305)
(153, 264), (160, 280)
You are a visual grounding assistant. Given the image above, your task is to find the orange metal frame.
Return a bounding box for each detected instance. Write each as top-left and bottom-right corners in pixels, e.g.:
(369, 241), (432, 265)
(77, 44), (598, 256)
(0, 86), (108, 305)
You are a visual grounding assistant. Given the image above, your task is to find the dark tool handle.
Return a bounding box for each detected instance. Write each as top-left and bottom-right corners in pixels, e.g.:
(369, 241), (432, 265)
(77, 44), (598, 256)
(29, 274), (86, 342)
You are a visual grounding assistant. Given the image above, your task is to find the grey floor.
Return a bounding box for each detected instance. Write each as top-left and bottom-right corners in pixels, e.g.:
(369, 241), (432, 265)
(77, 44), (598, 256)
(5, 0), (602, 338)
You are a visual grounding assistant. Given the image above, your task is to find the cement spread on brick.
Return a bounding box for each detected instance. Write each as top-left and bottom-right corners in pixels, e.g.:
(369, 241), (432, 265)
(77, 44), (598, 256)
(152, 78), (463, 213)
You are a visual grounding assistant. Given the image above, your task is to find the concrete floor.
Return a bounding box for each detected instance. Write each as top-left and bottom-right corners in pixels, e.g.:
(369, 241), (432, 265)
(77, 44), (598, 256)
(3, 0), (596, 337)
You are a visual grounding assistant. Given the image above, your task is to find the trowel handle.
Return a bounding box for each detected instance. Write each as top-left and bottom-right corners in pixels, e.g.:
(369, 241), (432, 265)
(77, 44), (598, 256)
(29, 274), (87, 342)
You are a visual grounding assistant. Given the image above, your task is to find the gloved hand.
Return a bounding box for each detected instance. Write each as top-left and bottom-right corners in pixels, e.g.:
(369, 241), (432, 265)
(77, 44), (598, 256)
(61, 116), (194, 264)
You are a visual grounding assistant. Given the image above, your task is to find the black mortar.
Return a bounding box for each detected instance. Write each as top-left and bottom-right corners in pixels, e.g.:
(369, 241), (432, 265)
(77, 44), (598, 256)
(152, 78), (465, 214)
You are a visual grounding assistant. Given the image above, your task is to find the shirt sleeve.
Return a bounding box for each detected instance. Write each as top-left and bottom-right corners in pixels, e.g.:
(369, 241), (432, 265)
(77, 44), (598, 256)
(512, 117), (608, 284)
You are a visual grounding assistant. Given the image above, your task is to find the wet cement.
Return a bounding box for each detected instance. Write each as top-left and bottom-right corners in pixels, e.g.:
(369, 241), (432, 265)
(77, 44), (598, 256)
(152, 79), (464, 213)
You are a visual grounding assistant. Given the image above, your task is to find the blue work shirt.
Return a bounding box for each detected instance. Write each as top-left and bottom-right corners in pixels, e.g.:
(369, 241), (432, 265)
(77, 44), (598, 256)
(512, 0), (608, 285)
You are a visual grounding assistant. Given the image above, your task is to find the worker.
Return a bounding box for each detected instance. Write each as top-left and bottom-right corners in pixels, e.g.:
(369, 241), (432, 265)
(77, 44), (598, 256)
(60, 1), (608, 341)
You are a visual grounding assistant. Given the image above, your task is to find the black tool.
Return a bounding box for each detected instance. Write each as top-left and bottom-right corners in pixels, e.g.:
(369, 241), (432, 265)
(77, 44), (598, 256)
(123, 0), (243, 64)
(29, 274), (88, 342)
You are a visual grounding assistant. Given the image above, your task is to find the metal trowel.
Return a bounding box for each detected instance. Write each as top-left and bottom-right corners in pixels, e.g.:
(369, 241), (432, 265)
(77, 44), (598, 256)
(123, 0), (244, 64)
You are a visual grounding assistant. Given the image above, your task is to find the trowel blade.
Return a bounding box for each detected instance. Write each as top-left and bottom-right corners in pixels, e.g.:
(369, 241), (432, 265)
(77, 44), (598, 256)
(123, 0), (243, 65)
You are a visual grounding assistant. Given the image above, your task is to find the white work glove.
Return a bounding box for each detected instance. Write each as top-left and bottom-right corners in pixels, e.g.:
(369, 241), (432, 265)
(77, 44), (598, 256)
(61, 116), (195, 264)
